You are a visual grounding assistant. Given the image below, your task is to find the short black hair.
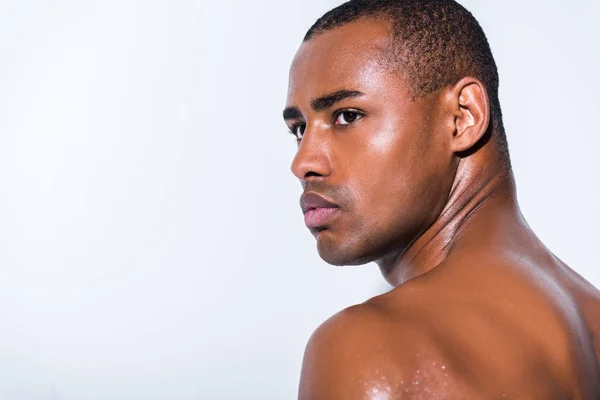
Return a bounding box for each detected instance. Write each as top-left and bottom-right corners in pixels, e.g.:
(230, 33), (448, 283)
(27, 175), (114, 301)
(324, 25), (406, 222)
(305, 0), (509, 163)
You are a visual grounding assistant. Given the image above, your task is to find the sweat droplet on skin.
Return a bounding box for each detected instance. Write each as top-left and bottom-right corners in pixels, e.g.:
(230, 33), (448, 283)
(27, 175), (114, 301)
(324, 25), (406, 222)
(368, 384), (392, 400)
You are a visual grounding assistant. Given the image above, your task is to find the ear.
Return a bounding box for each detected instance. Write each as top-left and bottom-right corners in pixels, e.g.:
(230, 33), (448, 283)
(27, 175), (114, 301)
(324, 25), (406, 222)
(448, 77), (490, 153)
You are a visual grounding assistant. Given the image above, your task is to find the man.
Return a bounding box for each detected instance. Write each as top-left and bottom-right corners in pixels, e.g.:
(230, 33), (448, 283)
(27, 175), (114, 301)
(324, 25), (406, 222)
(282, 0), (600, 398)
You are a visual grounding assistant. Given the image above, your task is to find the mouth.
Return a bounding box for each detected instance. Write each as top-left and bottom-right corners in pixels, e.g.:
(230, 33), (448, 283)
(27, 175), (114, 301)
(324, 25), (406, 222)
(300, 192), (340, 229)
(304, 207), (339, 229)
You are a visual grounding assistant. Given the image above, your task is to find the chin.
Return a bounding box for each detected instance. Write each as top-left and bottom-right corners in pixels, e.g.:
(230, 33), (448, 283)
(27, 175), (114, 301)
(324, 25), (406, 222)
(316, 231), (377, 266)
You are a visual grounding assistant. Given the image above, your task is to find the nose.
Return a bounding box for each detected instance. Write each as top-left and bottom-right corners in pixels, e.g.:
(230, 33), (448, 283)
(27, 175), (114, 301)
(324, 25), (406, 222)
(290, 128), (332, 182)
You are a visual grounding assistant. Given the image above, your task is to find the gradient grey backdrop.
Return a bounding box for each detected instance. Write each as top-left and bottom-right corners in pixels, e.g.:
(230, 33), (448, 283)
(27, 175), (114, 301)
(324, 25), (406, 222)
(0, 0), (598, 399)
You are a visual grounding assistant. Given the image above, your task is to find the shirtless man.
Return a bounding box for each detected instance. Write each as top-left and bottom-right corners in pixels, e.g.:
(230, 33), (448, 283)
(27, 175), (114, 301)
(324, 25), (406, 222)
(282, 1), (600, 398)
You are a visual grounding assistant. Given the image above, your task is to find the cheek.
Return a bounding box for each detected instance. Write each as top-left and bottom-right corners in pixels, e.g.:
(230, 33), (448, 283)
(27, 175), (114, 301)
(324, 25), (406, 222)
(348, 119), (447, 227)
(361, 119), (425, 193)
(368, 118), (402, 154)
(337, 135), (409, 229)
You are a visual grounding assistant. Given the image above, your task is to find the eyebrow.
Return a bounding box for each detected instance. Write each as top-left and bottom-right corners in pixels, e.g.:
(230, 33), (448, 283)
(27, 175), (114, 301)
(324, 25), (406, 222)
(311, 89), (364, 112)
(283, 107), (303, 121)
(282, 89), (365, 120)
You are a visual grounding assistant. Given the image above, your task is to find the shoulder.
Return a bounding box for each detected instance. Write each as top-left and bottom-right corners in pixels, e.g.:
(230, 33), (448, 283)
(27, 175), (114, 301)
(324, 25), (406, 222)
(298, 298), (473, 400)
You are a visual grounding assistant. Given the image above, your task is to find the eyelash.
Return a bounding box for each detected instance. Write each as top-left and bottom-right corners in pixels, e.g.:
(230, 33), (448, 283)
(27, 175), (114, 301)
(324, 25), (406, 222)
(288, 109), (364, 140)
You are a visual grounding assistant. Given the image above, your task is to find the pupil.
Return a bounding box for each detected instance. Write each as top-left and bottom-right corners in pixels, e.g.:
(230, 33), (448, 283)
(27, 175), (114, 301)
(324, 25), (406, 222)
(344, 112), (357, 122)
(298, 125), (305, 137)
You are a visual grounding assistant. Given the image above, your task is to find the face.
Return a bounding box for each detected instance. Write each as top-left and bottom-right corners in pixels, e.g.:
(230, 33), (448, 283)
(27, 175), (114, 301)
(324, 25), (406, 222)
(284, 19), (457, 266)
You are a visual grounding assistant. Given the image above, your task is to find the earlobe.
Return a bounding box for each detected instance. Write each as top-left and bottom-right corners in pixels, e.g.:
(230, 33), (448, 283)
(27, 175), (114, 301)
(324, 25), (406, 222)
(451, 77), (490, 153)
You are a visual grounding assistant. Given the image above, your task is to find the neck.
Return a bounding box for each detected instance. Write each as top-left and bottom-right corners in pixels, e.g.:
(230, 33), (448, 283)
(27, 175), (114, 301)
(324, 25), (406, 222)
(376, 151), (520, 287)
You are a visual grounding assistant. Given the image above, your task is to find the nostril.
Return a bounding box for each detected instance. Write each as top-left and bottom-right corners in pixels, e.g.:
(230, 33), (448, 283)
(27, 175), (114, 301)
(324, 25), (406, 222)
(304, 171), (322, 179)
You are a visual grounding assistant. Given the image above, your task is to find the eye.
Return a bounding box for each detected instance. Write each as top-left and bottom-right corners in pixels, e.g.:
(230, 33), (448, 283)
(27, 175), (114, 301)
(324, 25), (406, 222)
(290, 123), (306, 140)
(334, 110), (362, 126)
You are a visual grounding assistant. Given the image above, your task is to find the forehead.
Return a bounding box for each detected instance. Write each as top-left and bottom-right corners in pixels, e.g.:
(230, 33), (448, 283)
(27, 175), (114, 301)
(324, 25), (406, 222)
(287, 18), (409, 105)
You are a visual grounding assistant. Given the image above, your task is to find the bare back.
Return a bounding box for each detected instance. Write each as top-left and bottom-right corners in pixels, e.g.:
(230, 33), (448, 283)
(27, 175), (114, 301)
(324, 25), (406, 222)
(300, 243), (600, 399)
(372, 252), (600, 398)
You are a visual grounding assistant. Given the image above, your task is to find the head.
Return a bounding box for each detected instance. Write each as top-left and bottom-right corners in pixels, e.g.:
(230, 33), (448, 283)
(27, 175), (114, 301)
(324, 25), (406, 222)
(283, 0), (509, 266)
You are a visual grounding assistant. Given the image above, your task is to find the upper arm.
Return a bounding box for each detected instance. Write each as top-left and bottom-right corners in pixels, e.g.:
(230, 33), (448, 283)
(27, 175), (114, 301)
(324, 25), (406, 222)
(298, 304), (457, 400)
(298, 305), (394, 399)
(299, 304), (425, 400)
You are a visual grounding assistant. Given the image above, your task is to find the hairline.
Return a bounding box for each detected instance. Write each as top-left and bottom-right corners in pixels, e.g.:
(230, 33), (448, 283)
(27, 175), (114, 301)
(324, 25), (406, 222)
(302, 16), (456, 102)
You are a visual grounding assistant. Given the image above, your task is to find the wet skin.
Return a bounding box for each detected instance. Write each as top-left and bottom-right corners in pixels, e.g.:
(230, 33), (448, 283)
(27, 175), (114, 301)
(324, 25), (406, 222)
(284, 18), (600, 399)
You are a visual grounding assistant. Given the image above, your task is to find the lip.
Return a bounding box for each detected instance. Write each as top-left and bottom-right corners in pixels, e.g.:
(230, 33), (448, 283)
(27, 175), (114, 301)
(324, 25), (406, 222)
(304, 207), (339, 229)
(300, 192), (340, 229)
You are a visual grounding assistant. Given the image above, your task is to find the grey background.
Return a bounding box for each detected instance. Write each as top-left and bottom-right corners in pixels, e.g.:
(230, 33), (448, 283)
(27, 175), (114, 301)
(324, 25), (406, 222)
(0, 0), (598, 399)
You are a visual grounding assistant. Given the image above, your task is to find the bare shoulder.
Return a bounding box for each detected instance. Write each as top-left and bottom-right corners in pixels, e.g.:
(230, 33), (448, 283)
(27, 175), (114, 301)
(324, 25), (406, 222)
(298, 271), (593, 399)
(298, 295), (476, 400)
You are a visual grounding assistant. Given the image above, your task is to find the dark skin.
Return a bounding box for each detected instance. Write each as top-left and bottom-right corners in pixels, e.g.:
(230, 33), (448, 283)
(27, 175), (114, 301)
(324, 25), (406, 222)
(284, 18), (600, 399)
